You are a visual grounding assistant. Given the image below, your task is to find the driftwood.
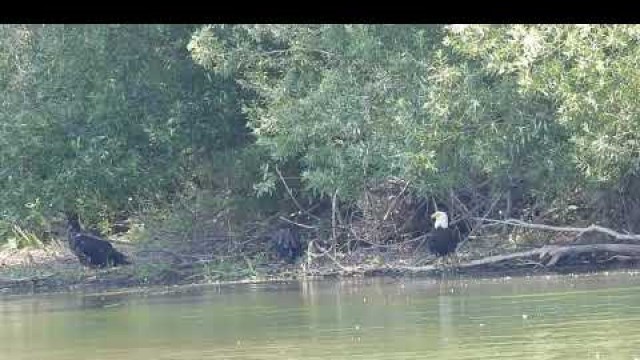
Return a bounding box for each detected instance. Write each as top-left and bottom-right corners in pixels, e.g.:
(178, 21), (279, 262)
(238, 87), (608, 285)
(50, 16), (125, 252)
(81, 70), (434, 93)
(458, 244), (640, 268)
(308, 243), (640, 278)
(474, 217), (640, 241)
(305, 215), (640, 277)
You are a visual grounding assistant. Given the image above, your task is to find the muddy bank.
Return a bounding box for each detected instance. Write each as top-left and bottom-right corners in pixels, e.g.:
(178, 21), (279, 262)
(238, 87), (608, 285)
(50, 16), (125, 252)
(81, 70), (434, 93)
(3, 240), (640, 296)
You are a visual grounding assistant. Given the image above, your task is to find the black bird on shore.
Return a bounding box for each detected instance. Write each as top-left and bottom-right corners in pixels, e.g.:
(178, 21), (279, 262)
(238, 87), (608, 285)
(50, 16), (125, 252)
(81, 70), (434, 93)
(66, 213), (130, 268)
(271, 227), (303, 264)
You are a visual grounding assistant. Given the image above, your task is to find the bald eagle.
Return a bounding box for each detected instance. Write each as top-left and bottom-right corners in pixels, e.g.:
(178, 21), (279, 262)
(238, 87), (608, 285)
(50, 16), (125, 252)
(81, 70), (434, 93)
(427, 211), (463, 257)
(66, 214), (130, 268)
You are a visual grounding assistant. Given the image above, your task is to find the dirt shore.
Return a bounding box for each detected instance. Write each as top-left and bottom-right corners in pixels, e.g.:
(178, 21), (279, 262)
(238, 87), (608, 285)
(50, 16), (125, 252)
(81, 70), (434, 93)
(3, 239), (640, 296)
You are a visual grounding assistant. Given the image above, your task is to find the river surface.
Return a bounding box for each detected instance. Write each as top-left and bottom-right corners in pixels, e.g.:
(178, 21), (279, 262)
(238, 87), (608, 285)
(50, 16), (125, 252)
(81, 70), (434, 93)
(1, 272), (639, 359)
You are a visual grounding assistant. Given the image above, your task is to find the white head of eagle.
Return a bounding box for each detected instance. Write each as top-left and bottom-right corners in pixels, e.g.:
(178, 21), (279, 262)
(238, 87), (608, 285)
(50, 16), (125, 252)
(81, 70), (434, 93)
(431, 211), (449, 229)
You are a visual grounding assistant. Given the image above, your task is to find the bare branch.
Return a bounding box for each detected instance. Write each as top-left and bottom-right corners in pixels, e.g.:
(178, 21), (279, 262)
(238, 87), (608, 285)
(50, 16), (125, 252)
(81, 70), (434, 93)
(274, 165), (320, 221)
(382, 180), (411, 221)
(473, 218), (640, 241)
(306, 240), (348, 271)
(331, 189), (339, 257)
(278, 216), (316, 229)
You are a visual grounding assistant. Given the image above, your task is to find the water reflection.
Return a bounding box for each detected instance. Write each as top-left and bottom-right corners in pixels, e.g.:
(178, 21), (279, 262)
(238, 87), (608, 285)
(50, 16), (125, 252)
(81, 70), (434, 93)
(0, 272), (639, 359)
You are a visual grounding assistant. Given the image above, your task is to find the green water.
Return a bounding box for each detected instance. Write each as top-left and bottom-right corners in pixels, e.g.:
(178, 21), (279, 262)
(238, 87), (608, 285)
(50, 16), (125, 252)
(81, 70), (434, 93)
(1, 272), (640, 359)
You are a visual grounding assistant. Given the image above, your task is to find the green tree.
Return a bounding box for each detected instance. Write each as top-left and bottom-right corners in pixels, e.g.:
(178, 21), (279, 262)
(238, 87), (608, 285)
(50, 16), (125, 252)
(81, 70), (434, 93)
(189, 25), (452, 200)
(0, 24), (248, 229)
(444, 24), (640, 186)
(190, 24), (640, 213)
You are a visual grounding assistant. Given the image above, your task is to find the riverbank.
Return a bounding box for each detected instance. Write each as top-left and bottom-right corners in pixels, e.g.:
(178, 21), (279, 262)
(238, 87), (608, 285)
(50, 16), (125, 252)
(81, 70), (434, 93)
(3, 235), (640, 296)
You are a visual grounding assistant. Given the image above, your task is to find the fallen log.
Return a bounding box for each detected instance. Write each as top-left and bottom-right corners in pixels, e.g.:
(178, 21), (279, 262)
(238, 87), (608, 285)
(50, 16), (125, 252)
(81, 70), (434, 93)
(308, 243), (640, 278)
(458, 243), (640, 269)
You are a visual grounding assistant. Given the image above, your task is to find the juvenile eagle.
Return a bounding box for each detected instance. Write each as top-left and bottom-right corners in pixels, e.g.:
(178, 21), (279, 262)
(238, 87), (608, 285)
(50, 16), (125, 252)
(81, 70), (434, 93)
(271, 227), (303, 264)
(427, 211), (463, 257)
(66, 213), (130, 268)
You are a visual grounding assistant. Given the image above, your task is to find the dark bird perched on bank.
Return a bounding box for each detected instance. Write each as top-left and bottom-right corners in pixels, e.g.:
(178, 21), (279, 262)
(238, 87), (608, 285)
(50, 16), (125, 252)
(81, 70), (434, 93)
(426, 211), (463, 258)
(66, 213), (131, 268)
(271, 227), (304, 264)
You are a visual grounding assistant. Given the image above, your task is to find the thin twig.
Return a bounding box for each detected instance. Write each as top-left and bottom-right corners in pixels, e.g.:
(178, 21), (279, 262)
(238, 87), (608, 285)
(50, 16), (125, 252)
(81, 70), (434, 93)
(383, 180), (411, 221)
(458, 193), (502, 246)
(274, 165), (321, 221)
(320, 251), (348, 271)
(306, 240), (348, 271)
(274, 165), (305, 213)
(278, 216), (316, 229)
(349, 227), (424, 249)
(305, 240), (315, 271)
(331, 189), (339, 258)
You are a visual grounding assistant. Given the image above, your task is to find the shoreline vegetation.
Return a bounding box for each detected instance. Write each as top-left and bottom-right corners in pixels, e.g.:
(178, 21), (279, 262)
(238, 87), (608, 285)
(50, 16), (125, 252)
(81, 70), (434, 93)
(2, 217), (640, 296)
(3, 25), (640, 296)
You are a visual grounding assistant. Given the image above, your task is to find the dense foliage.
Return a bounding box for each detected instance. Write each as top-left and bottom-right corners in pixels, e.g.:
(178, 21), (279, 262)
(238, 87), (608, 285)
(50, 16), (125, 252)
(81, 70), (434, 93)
(0, 25), (248, 230)
(3, 24), (640, 243)
(189, 25), (640, 219)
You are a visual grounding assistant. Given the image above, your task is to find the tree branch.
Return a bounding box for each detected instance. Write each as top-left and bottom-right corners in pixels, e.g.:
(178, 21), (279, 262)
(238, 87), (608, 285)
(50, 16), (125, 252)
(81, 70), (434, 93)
(274, 165), (320, 221)
(278, 216), (316, 229)
(473, 218), (640, 241)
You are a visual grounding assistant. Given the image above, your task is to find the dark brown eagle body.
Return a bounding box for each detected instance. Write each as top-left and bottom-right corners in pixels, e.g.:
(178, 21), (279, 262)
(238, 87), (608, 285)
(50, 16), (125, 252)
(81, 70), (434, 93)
(67, 214), (130, 268)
